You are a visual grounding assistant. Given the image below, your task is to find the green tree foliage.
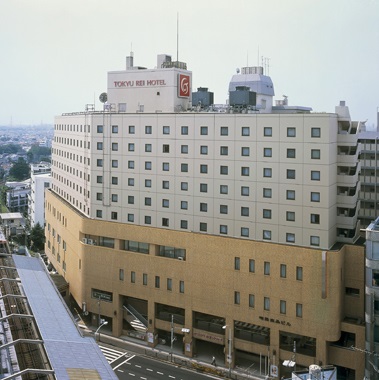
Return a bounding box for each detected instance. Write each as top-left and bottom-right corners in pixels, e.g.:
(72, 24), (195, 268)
(8, 157), (30, 181)
(29, 223), (45, 251)
(0, 143), (22, 154)
(27, 145), (51, 163)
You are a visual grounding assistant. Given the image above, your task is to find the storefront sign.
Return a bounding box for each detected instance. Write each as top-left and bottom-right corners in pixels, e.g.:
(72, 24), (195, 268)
(259, 316), (291, 327)
(193, 330), (224, 344)
(178, 74), (190, 97)
(113, 80), (166, 87)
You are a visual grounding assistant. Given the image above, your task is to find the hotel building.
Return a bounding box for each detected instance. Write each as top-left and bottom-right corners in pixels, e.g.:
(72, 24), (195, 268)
(45, 53), (366, 379)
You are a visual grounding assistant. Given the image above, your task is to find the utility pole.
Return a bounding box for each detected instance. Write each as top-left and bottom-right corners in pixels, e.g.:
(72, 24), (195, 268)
(170, 314), (174, 361)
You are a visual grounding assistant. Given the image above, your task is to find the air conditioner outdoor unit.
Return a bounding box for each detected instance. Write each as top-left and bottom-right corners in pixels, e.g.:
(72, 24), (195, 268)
(87, 239), (94, 245)
(82, 238), (88, 244)
(178, 257), (184, 261)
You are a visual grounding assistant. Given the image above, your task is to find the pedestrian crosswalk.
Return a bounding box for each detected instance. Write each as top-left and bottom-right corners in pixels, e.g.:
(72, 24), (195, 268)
(99, 345), (128, 364)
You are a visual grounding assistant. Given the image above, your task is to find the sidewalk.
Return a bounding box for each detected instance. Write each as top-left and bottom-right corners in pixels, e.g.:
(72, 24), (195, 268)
(81, 324), (265, 380)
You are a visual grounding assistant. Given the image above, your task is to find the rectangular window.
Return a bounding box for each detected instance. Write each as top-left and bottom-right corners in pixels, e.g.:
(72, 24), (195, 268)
(112, 143), (118, 151)
(179, 280), (184, 293)
(249, 259), (255, 273)
(311, 214), (320, 224)
(145, 125), (152, 134)
(241, 207), (249, 216)
(242, 127), (250, 136)
(97, 125), (103, 133)
(296, 303), (303, 318)
(234, 291), (240, 305)
(220, 204), (228, 214)
(111, 212), (118, 220)
(128, 196), (134, 204)
(311, 170), (321, 180)
(220, 166), (228, 175)
(287, 169), (296, 179)
(96, 192), (102, 201)
(162, 199), (169, 208)
(144, 198), (152, 206)
(280, 300), (286, 314)
(129, 125), (135, 134)
(241, 167), (249, 176)
(145, 216), (151, 224)
(181, 182), (188, 191)
(286, 190), (295, 200)
(112, 125), (118, 133)
(200, 202), (208, 212)
(264, 127), (272, 137)
(264, 168), (272, 177)
(181, 126), (188, 135)
(241, 147), (250, 156)
(263, 209), (272, 219)
(97, 142), (103, 150)
(287, 149), (296, 158)
(264, 297), (270, 311)
(200, 145), (208, 155)
(311, 149), (321, 159)
(200, 222), (207, 232)
(131, 271), (136, 283)
(286, 233), (295, 243)
(162, 180), (169, 189)
(181, 145), (188, 154)
(220, 126), (228, 136)
(180, 220), (188, 229)
(296, 266), (303, 281)
(143, 273), (148, 285)
(264, 148), (272, 157)
(200, 164), (208, 173)
(280, 264), (287, 278)
(163, 144), (170, 153)
(128, 161), (135, 169)
(200, 183), (207, 192)
(241, 227), (249, 237)
(311, 192), (320, 202)
(163, 162), (169, 171)
(128, 143), (135, 151)
(112, 177), (118, 185)
(155, 276), (160, 288)
(145, 179), (152, 188)
(181, 163), (188, 172)
(220, 146), (228, 155)
(163, 125), (170, 134)
(241, 186), (249, 196)
(127, 214), (134, 222)
(220, 225), (228, 234)
(234, 257), (240, 270)
(112, 160), (118, 168)
(97, 159), (103, 167)
(310, 236), (320, 246)
(311, 127), (321, 137)
(263, 188), (272, 198)
(181, 201), (188, 210)
(97, 176), (103, 184)
(162, 218), (169, 227)
(286, 211), (295, 221)
(287, 127), (296, 137)
(264, 261), (270, 275)
(145, 143), (152, 152)
(200, 126), (208, 135)
(263, 230), (272, 240)
(249, 294), (255, 308)
(167, 278), (173, 290)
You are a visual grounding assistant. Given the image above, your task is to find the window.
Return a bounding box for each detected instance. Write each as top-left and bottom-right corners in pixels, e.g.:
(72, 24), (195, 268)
(128, 161), (135, 169)
(145, 179), (152, 188)
(311, 214), (320, 224)
(143, 273), (148, 285)
(162, 218), (169, 227)
(145, 125), (152, 134)
(96, 193), (102, 201)
(302, 158), (320, 179)
(241, 207), (249, 216)
(200, 145), (208, 155)
(234, 257), (240, 270)
(127, 214), (134, 222)
(96, 159), (103, 167)
(286, 190), (295, 200)
(310, 236), (320, 246)
(311, 149), (321, 159)
(200, 126), (208, 135)
(181, 163), (188, 172)
(97, 125), (103, 133)
(263, 188), (272, 198)
(144, 216), (151, 224)
(200, 164), (208, 173)
(280, 300), (286, 314)
(131, 271), (136, 283)
(112, 143), (118, 151)
(180, 220), (188, 229)
(220, 166), (228, 175)
(264, 127), (272, 137)
(241, 167), (249, 176)
(162, 199), (169, 208)
(264, 297), (270, 311)
(162, 180), (169, 189)
(287, 127), (296, 137)
(286, 233), (295, 243)
(181, 201), (188, 210)
(220, 225), (228, 234)
(200, 222), (207, 232)
(296, 266), (303, 281)
(311, 192), (320, 202)
(200, 183), (208, 192)
(264, 261), (270, 275)
(217, 205), (227, 215)
(263, 230), (272, 240)
(241, 147), (250, 156)
(128, 196), (134, 204)
(167, 278), (173, 290)
(112, 177), (118, 185)
(163, 162), (169, 171)
(296, 303), (303, 318)
(96, 210), (102, 218)
(311, 127), (321, 138)
(234, 291), (240, 305)
(264, 148), (272, 157)
(200, 202), (208, 212)
(263, 209), (272, 219)
(249, 259), (255, 273)
(241, 227), (249, 237)
(179, 280), (185, 293)
(129, 125), (135, 134)
(181, 182), (188, 191)
(220, 146), (228, 155)
(181, 145), (188, 154)
(241, 186), (249, 196)
(97, 176), (103, 183)
(181, 126), (188, 135)
(242, 127), (250, 136)
(163, 125), (170, 134)
(145, 144), (152, 152)
(112, 125), (118, 133)
(220, 185), (228, 194)
(163, 144), (170, 153)
(264, 168), (272, 177)
(220, 126), (228, 136)
(286, 211), (295, 221)
(155, 276), (160, 288)
(287, 149), (296, 158)
(287, 169), (296, 179)
(128, 143), (135, 151)
(111, 212), (118, 220)
(112, 160), (118, 168)
(280, 264), (287, 278)
(249, 294), (255, 308)
(97, 142), (103, 150)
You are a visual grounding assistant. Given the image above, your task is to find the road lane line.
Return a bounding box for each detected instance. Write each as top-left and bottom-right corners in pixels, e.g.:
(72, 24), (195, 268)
(113, 354), (135, 371)
(147, 368), (153, 371)
(135, 365), (141, 368)
(157, 371), (164, 375)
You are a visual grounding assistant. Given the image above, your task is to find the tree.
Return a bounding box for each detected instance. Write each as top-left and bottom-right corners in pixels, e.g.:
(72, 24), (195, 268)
(29, 223), (45, 251)
(8, 157), (30, 181)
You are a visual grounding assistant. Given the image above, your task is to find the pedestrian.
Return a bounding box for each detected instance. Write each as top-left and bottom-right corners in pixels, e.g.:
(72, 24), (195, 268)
(212, 356), (216, 366)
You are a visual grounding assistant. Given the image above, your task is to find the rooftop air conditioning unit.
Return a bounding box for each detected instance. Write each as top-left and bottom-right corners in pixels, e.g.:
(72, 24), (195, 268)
(82, 238), (88, 244)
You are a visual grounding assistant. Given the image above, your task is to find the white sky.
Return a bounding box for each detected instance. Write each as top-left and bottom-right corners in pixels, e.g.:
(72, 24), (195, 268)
(1, 0), (378, 127)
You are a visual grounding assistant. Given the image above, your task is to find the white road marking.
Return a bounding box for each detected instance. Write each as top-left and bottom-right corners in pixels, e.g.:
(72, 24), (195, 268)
(113, 354), (136, 371)
(135, 365), (141, 368)
(147, 368), (153, 371)
(169, 376), (176, 379)
(157, 371), (164, 375)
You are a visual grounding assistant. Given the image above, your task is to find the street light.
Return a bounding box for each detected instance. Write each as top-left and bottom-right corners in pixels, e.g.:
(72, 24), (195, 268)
(95, 320), (108, 342)
(223, 325), (232, 377)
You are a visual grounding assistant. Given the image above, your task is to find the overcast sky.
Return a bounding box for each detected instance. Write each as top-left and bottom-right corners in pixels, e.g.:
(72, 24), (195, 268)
(1, 0), (378, 128)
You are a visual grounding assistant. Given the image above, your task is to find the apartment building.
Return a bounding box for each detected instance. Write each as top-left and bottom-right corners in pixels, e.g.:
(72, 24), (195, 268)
(45, 53), (366, 379)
